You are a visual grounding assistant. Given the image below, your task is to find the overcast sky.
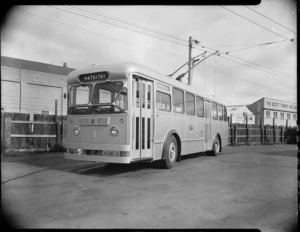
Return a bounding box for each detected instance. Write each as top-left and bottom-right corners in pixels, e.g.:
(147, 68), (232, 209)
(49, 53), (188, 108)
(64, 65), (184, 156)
(1, 1), (297, 106)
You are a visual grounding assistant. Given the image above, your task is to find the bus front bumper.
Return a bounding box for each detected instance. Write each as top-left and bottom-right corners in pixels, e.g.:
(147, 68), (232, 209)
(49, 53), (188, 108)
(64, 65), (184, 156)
(64, 152), (131, 163)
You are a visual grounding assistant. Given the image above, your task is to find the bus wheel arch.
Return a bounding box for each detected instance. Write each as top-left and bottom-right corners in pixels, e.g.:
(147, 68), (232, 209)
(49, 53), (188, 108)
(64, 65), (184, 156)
(161, 130), (181, 168)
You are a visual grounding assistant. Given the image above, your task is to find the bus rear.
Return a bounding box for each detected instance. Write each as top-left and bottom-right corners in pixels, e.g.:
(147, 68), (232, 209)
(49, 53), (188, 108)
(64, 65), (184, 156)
(63, 68), (131, 163)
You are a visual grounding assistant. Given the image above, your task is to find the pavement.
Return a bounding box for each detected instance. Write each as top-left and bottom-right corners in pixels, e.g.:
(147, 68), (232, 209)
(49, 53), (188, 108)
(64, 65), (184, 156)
(1, 144), (298, 231)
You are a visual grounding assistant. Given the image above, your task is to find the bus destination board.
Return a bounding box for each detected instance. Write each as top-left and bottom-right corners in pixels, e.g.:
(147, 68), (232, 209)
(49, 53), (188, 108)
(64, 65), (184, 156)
(79, 72), (109, 82)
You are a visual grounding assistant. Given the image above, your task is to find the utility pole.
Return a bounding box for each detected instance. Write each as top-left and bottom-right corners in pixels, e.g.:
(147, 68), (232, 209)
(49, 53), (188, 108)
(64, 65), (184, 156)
(188, 36), (192, 85)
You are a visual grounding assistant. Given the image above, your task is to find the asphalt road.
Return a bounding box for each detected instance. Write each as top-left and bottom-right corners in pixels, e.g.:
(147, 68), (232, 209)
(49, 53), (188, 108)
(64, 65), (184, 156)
(1, 144), (298, 231)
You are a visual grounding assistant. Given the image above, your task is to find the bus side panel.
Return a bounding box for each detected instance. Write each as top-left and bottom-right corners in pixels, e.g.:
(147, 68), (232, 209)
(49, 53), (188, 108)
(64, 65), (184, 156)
(196, 117), (206, 152)
(153, 110), (173, 160)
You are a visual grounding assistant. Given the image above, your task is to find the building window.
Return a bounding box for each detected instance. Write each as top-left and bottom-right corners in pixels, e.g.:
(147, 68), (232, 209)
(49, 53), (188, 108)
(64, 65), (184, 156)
(196, 96), (204, 117)
(280, 112), (284, 120)
(273, 112), (277, 119)
(185, 92), (195, 116)
(293, 113), (296, 120)
(287, 113), (291, 120)
(212, 102), (218, 120)
(266, 111), (270, 118)
(172, 88), (184, 114)
(156, 91), (171, 112)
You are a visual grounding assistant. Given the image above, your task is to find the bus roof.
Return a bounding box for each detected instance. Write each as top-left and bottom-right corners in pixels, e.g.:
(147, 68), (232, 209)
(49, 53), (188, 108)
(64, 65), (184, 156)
(68, 62), (225, 105)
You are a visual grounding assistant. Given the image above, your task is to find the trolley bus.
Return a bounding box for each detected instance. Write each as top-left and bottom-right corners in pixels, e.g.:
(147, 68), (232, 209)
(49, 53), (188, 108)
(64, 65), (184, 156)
(63, 62), (228, 168)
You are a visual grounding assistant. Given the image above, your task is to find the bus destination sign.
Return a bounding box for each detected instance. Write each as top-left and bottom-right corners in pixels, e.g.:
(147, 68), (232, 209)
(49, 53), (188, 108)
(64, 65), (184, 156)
(79, 72), (109, 82)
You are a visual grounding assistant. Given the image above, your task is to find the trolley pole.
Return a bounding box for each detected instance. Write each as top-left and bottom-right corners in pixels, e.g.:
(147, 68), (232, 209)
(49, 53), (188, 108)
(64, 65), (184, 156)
(188, 36), (192, 85)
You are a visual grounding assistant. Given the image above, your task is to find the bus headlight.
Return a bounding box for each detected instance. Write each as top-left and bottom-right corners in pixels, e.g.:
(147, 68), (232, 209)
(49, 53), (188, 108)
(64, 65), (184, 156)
(110, 126), (119, 136)
(73, 126), (80, 136)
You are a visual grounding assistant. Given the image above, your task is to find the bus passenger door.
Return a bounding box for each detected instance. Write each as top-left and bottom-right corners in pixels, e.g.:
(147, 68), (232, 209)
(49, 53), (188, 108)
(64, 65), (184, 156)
(204, 101), (211, 150)
(132, 77), (153, 159)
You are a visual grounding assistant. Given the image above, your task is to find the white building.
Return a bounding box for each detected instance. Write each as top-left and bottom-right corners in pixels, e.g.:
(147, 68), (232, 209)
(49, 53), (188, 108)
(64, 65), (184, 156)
(227, 105), (255, 124)
(247, 97), (297, 127)
(1, 56), (75, 115)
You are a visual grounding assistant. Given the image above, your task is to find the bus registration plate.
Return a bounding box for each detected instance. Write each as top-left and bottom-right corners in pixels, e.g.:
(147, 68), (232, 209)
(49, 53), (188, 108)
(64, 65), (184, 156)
(103, 150), (120, 157)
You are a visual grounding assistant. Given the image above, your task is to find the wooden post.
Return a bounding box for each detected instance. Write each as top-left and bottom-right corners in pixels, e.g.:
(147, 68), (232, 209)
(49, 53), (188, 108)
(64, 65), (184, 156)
(281, 126), (284, 143)
(231, 123), (234, 145)
(260, 123), (264, 144)
(234, 124), (238, 145)
(246, 115), (249, 145)
(265, 125), (268, 144)
(273, 118), (276, 143)
(4, 117), (12, 154)
(54, 99), (61, 144)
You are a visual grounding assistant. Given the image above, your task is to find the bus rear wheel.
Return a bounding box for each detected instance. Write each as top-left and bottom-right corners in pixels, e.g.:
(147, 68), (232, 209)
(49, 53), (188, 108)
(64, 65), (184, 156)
(210, 136), (221, 156)
(162, 135), (178, 169)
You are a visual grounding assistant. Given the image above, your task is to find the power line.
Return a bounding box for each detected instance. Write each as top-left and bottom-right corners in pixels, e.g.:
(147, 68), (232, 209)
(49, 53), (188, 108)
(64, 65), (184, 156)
(48, 5), (188, 48)
(220, 6), (296, 43)
(244, 5), (296, 33)
(14, 7), (296, 82)
(225, 39), (290, 54)
(70, 5), (187, 44)
(205, 62), (296, 96)
(193, 44), (296, 81)
(14, 9), (188, 60)
(50, 6), (296, 80)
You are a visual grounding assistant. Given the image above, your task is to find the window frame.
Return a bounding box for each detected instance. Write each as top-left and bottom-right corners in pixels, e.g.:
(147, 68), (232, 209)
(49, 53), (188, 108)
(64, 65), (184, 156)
(196, 96), (204, 117)
(212, 102), (218, 120)
(217, 104), (223, 121)
(185, 92), (195, 116)
(172, 87), (185, 114)
(223, 106), (227, 121)
(156, 91), (171, 112)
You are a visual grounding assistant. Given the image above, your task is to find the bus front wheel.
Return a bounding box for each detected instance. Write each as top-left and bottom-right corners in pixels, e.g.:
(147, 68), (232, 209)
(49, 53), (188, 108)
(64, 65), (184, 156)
(162, 135), (178, 169)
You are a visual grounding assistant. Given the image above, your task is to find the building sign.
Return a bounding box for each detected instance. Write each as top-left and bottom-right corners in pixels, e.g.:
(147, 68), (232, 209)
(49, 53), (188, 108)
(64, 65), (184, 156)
(264, 99), (297, 112)
(32, 75), (48, 84)
(79, 72), (109, 82)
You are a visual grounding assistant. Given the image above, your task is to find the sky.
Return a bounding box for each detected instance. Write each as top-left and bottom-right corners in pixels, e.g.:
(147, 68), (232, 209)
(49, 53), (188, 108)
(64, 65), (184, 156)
(1, 1), (297, 106)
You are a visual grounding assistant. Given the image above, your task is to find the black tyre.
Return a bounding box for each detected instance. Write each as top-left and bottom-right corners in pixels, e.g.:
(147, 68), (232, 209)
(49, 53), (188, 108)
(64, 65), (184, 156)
(210, 136), (221, 156)
(162, 135), (178, 169)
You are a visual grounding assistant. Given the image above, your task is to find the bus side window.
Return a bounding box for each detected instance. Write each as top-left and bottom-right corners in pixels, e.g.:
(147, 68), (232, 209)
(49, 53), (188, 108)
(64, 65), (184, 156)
(186, 92), (195, 116)
(172, 88), (184, 114)
(212, 102), (218, 120)
(218, 104), (223, 120)
(196, 96), (204, 117)
(223, 106), (227, 121)
(156, 91), (171, 111)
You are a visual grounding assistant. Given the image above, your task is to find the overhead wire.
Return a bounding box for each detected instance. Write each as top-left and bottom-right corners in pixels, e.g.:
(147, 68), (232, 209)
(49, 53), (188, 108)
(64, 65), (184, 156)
(60, 5), (296, 80)
(13, 8), (188, 60)
(205, 63), (296, 96)
(13, 7), (296, 85)
(70, 5), (187, 44)
(48, 5), (189, 48)
(224, 39), (290, 54)
(220, 5), (296, 43)
(244, 5), (296, 33)
(193, 43), (296, 81)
